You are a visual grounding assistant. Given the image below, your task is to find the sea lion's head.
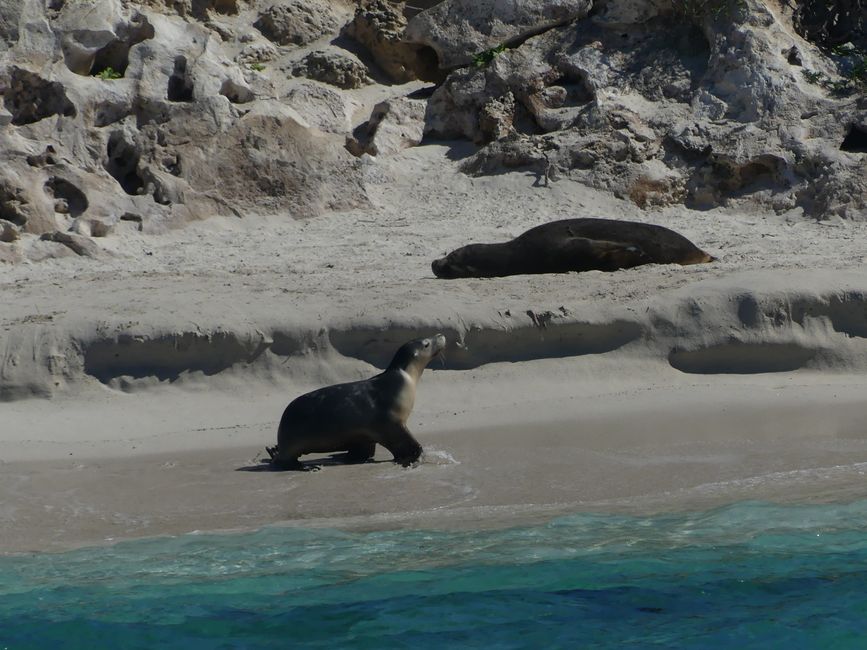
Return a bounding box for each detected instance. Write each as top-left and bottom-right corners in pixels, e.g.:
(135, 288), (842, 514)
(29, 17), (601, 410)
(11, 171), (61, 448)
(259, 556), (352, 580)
(431, 245), (488, 279)
(388, 334), (447, 374)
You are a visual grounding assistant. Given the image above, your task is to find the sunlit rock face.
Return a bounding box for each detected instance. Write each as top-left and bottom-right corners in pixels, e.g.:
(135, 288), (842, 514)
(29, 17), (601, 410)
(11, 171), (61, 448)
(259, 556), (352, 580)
(1, 0), (865, 266)
(0, 0), (367, 256)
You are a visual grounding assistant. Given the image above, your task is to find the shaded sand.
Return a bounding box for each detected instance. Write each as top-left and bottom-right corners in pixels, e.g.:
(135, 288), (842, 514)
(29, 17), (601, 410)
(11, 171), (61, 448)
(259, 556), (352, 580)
(3, 369), (867, 554)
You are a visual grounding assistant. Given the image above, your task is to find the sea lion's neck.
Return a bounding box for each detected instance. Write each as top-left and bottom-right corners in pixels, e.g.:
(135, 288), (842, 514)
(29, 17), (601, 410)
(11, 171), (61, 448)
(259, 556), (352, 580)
(476, 243), (516, 276)
(398, 361), (427, 384)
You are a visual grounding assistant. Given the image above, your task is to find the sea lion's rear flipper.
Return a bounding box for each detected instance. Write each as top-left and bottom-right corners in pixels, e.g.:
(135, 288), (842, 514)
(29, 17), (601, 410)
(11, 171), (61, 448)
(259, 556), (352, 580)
(557, 236), (650, 272)
(345, 440), (376, 463)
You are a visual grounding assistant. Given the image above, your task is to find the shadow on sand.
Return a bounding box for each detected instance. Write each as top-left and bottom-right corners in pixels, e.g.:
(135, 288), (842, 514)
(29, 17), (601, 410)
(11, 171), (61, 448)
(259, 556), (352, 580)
(236, 453), (387, 472)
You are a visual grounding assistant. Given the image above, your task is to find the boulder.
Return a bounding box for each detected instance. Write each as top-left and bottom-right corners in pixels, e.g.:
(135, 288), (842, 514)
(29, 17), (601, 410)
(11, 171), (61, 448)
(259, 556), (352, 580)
(290, 49), (371, 89)
(0, 219), (20, 242)
(254, 0), (340, 46)
(351, 96), (426, 156)
(0, 165), (58, 234)
(39, 231), (101, 257)
(284, 82), (357, 134)
(154, 100), (369, 217)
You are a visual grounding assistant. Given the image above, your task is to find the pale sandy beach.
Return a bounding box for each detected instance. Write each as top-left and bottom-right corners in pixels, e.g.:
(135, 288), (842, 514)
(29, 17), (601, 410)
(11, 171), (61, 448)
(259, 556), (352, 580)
(3, 144), (867, 554)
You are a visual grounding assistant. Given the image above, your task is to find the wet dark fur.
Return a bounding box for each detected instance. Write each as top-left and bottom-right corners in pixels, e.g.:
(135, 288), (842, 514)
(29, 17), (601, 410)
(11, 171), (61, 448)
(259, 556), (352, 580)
(431, 218), (713, 279)
(267, 336), (444, 470)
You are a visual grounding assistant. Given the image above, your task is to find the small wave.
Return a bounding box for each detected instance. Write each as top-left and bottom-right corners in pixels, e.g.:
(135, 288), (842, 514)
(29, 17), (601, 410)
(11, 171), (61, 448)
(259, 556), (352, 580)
(668, 461), (867, 499)
(421, 448), (460, 466)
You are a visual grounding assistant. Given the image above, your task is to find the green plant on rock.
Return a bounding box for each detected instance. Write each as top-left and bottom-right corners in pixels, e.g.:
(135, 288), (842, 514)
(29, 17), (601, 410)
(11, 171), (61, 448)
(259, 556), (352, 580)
(95, 67), (122, 80)
(801, 43), (867, 96)
(249, 62), (266, 72)
(473, 44), (507, 68)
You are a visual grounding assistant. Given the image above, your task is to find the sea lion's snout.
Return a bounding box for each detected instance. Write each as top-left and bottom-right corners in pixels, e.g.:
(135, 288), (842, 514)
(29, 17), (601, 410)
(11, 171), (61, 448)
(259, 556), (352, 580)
(431, 256), (453, 278)
(420, 333), (447, 359)
(432, 256), (471, 279)
(430, 333), (447, 356)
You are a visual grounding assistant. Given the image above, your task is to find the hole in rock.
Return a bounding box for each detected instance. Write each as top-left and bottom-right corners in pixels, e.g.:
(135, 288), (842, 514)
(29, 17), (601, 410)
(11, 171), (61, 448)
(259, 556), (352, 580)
(105, 132), (144, 195)
(89, 14), (155, 78)
(413, 45), (446, 83)
(7, 68), (76, 125)
(550, 73), (595, 106)
(840, 124), (867, 153)
(212, 0), (238, 14)
(45, 177), (88, 217)
(167, 56), (194, 102)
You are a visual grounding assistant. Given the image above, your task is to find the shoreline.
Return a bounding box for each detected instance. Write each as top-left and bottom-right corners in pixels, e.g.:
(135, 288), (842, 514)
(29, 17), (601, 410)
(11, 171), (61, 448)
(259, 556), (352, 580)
(4, 370), (867, 555)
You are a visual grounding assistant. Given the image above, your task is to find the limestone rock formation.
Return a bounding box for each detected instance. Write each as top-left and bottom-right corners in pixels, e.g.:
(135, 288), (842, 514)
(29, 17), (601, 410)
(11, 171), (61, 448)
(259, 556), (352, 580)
(421, 0), (867, 219)
(0, 0), (369, 255)
(2, 0), (865, 267)
(343, 0), (439, 83)
(404, 0), (593, 69)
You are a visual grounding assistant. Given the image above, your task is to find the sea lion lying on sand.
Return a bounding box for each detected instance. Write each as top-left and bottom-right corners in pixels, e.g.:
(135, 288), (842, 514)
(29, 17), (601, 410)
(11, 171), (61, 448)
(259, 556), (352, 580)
(267, 334), (447, 470)
(431, 218), (713, 279)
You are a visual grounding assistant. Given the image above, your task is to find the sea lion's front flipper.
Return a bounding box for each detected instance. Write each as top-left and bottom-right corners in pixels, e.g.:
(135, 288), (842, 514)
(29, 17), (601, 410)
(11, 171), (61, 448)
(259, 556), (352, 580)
(378, 422), (423, 466)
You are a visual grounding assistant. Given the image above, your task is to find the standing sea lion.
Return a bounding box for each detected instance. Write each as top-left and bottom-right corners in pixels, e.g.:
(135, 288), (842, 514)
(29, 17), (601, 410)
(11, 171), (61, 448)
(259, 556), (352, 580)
(431, 218), (714, 279)
(267, 334), (447, 470)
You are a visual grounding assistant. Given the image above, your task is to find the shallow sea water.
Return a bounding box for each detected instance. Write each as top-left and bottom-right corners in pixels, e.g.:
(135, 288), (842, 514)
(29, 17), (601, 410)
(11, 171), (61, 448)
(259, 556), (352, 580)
(3, 500), (867, 648)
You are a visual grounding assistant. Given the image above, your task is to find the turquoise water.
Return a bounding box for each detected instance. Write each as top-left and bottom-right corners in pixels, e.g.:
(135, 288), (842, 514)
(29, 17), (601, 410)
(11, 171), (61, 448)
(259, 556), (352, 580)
(3, 501), (867, 648)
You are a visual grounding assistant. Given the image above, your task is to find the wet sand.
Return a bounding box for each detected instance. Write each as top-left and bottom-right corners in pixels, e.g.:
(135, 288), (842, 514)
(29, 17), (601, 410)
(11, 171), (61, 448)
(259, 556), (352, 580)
(4, 371), (866, 554)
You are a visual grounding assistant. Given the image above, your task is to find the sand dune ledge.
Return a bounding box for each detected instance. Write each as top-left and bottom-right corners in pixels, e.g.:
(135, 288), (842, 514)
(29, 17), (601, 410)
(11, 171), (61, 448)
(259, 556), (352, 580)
(3, 268), (867, 401)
